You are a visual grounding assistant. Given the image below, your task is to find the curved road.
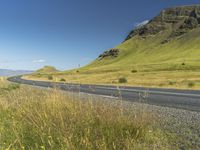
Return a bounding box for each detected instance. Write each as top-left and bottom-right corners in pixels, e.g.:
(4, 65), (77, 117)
(8, 76), (200, 112)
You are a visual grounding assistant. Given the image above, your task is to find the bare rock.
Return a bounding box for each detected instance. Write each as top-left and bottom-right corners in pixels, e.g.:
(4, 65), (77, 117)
(125, 5), (200, 42)
(98, 49), (120, 59)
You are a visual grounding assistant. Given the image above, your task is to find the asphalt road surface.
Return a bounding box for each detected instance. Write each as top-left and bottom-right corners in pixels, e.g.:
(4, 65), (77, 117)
(8, 76), (200, 112)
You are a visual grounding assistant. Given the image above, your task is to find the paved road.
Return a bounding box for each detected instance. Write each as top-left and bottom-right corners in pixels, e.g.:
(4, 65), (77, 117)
(8, 76), (200, 112)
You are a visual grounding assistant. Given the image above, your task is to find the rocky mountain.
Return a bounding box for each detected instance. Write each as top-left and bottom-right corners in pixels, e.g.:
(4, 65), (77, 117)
(93, 5), (200, 62)
(125, 5), (200, 43)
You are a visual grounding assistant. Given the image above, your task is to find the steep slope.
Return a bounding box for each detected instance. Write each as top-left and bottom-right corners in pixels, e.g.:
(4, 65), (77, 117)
(85, 5), (200, 71)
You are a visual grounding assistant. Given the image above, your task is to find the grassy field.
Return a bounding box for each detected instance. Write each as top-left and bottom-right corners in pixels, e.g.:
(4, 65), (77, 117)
(0, 78), (172, 149)
(25, 69), (200, 89)
(25, 27), (200, 89)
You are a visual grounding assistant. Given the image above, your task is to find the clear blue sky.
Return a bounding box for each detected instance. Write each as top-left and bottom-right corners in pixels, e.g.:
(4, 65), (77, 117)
(0, 0), (199, 70)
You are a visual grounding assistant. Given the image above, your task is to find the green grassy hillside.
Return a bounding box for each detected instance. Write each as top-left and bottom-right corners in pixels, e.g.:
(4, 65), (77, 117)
(86, 28), (200, 72)
(25, 5), (200, 89)
(84, 5), (200, 71)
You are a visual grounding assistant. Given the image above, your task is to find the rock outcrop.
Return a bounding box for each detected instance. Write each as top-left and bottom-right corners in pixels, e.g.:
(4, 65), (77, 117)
(125, 5), (200, 43)
(98, 48), (120, 59)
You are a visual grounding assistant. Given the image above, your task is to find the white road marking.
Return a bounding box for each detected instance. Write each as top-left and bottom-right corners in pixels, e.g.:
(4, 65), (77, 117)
(94, 86), (200, 98)
(10, 77), (200, 98)
(80, 92), (118, 99)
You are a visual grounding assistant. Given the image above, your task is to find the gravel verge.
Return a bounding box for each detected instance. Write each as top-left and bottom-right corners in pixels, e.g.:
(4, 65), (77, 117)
(77, 92), (200, 149)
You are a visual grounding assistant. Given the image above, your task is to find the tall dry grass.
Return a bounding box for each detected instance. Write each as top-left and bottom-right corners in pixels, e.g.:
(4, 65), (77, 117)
(0, 81), (170, 149)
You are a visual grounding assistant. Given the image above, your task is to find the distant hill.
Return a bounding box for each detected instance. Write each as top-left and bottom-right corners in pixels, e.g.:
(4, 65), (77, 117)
(36, 66), (59, 74)
(0, 69), (32, 77)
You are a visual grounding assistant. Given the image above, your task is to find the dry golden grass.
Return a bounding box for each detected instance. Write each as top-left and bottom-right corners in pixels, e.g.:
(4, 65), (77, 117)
(0, 79), (172, 149)
(25, 69), (200, 90)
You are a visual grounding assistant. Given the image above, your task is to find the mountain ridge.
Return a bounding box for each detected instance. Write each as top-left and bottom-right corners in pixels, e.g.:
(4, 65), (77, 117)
(125, 5), (200, 41)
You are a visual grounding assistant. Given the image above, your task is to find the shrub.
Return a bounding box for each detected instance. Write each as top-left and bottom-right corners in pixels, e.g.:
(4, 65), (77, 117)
(168, 81), (176, 85)
(60, 78), (66, 82)
(159, 83), (165, 87)
(118, 77), (127, 83)
(48, 75), (53, 80)
(131, 69), (138, 73)
(188, 81), (195, 87)
(181, 62), (186, 66)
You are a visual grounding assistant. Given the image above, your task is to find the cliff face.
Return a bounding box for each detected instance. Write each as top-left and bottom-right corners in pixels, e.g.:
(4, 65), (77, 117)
(125, 5), (200, 43)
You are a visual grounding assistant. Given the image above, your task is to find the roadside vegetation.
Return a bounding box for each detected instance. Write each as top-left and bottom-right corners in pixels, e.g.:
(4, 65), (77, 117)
(25, 67), (200, 90)
(0, 79), (171, 149)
